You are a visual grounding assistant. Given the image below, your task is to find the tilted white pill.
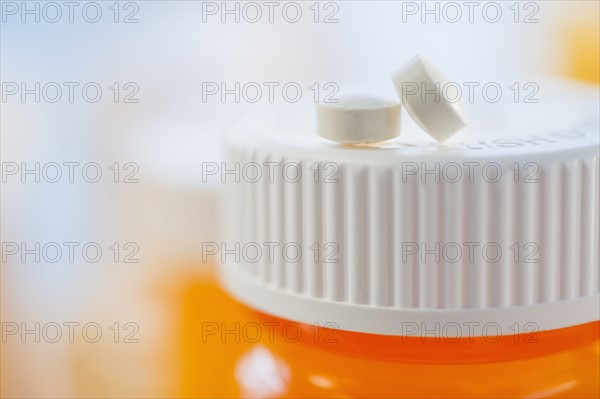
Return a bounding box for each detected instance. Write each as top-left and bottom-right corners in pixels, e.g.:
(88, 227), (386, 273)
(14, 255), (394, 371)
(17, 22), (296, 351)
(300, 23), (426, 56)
(392, 56), (467, 143)
(317, 93), (401, 144)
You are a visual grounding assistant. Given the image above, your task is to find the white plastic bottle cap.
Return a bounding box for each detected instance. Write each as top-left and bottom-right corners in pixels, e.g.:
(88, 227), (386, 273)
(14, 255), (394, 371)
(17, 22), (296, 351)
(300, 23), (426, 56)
(219, 80), (599, 337)
(317, 93), (401, 144)
(392, 56), (467, 142)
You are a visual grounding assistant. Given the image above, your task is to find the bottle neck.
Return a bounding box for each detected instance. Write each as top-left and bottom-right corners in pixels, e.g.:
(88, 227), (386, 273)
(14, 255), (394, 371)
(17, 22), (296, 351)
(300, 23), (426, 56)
(252, 309), (599, 363)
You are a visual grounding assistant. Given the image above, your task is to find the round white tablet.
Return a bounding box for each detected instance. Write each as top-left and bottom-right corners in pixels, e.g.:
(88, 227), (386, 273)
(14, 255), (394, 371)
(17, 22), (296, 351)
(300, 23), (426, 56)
(317, 93), (401, 144)
(392, 56), (467, 143)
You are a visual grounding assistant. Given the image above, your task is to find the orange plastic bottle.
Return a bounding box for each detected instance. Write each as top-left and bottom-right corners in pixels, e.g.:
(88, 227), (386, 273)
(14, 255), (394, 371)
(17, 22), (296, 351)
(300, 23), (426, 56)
(182, 81), (600, 398)
(181, 269), (600, 398)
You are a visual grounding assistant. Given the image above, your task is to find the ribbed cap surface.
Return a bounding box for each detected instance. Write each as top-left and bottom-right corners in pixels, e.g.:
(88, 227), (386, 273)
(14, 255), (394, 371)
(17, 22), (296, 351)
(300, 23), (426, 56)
(218, 81), (600, 336)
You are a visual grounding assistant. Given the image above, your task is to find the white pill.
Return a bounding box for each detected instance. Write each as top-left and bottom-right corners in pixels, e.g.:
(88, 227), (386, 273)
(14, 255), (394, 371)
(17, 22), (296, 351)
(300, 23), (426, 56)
(317, 93), (401, 144)
(392, 56), (467, 143)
